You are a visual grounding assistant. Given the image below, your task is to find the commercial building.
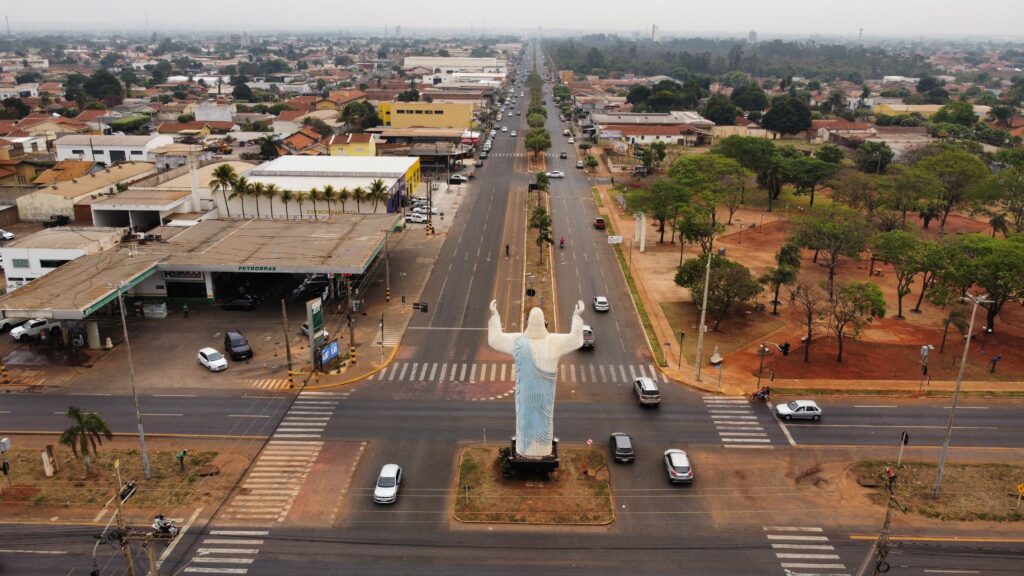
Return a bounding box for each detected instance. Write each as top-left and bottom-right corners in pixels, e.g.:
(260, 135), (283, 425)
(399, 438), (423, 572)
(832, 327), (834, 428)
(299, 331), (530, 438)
(1, 227), (125, 292)
(402, 56), (506, 74)
(378, 101), (475, 130)
(55, 134), (175, 163)
(327, 133), (378, 157)
(16, 162), (159, 223)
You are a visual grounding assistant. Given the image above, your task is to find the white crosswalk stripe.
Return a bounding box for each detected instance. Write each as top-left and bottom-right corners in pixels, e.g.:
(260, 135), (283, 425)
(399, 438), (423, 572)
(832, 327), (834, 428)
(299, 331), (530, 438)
(375, 362), (669, 384)
(249, 378), (291, 390)
(763, 526), (850, 576)
(704, 397), (773, 448)
(185, 530), (270, 574)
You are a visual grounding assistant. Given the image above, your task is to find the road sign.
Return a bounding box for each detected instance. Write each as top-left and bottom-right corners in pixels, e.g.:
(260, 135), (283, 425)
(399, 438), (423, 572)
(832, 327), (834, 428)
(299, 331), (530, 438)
(526, 288), (536, 297)
(607, 235), (623, 244)
(586, 438), (593, 446)
(901, 431), (910, 445)
(1018, 483), (1024, 495)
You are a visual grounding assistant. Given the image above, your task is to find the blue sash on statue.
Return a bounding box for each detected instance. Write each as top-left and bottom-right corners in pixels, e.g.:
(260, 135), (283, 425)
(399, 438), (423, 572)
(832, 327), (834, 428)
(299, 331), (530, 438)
(513, 334), (557, 457)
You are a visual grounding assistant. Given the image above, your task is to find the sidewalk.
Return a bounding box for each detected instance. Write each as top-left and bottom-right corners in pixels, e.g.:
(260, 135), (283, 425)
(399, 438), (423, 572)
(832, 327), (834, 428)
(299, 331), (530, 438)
(595, 185), (1024, 397)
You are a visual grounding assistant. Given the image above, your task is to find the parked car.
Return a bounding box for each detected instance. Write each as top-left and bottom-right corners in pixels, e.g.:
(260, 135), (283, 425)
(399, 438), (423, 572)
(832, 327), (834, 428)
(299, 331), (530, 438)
(221, 296), (257, 311)
(479, 152), (489, 159)
(580, 325), (595, 350)
(474, 159), (484, 167)
(546, 171), (565, 178)
(0, 317), (26, 332)
(223, 330), (253, 361)
(593, 296), (610, 312)
(197, 347), (228, 372)
(664, 449), (694, 484)
(609, 432), (635, 463)
(593, 217), (606, 229)
(559, 152), (568, 159)
(633, 376), (661, 406)
(373, 463), (403, 504)
(405, 214), (428, 224)
(0, 229), (14, 241)
(10, 318), (57, 341)
(449, 174), (468, 185)
(775, 399), (822, 421)
(42, 215), (71, 228)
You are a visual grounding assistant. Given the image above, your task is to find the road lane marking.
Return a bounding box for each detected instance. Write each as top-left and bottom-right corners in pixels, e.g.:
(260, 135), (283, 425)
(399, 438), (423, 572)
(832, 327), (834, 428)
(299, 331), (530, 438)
(804, 424), (998, 430)
(154, 394), (197, 397)
(228, 414), (270, 418)
(853, 405), (898, 408)
(0, 549), (67, 555)
(944, 406), (988, 410)
(765, 527), (824, 532)
(141, 413), (183, 417)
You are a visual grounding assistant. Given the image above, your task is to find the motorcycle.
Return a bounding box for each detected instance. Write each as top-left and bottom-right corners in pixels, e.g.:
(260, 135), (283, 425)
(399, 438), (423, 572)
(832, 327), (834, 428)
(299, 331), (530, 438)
(559, 238), (565, 249)
(751, 386), (771, 403)
(152, 516), (179, 539)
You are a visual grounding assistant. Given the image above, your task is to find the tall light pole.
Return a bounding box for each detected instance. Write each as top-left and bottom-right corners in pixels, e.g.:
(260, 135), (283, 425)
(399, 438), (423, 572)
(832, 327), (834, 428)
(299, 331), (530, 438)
(114, 283), (151, 480)
(693, 249), (714, 383)
(382, 228), (391, 303)
(932, 293), (991, 498)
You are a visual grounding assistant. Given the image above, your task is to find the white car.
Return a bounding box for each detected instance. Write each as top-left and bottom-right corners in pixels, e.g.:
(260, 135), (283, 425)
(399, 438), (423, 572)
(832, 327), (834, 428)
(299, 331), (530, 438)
(197, 347), (228, 372)
(501, 126), (508, 132)
(567, 137), (575, 144)
(405, 214), (427, 224)
(373, 463), (403, 504)
(593, 296), (610, 312)
(10, 318), (57, 341)
(0, 229), (14, 241)
(775, 399), (822, 421)
(510, 130), (517, 137)
(546, 171), (565, 178)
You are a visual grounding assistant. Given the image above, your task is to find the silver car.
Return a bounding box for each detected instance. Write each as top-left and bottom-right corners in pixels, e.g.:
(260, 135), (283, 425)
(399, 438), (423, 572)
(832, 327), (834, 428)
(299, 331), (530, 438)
(775, 399), (822, 421)
(373, 463), (402, 504)
(664, 449), (694, 484)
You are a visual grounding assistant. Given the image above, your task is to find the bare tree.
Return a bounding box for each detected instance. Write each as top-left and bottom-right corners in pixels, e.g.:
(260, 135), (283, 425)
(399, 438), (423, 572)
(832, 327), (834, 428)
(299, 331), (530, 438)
(792, 282), (826, 363)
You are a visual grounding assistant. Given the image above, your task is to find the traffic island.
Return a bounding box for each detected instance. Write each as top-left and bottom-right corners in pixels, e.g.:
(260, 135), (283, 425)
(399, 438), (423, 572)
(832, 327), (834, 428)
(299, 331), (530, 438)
(853, 461), (1024, 522)
(452, 445), (614, 525)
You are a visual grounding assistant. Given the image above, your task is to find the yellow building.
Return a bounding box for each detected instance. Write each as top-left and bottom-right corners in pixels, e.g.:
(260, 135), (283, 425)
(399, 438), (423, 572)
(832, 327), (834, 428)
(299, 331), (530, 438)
(378, 101), (474, 130)
(327, 133), (377, 157)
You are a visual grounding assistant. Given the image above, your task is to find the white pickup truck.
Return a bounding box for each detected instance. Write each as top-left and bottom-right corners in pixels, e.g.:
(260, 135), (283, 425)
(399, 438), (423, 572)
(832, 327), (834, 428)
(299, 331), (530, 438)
(11, 318), (59, 341)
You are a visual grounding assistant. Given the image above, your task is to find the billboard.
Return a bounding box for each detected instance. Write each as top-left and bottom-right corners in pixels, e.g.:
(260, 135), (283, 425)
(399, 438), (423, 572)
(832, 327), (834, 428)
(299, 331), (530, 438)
(306, 297), (326, 367)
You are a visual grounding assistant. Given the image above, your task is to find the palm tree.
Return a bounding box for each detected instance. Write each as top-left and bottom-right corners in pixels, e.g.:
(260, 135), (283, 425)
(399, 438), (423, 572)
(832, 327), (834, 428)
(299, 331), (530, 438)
(230, 176), (250, 218)
(529, 205), (553, 265)
(279, 188), (294, 220)
(337, 187), (351, 213)
(294, 192), (308, 219)
(352, 186), (367, 213)
(263, 183), (280, 219)
(989, 212), (1009, 238)
(250, 181), (265, 219)
(322, 184), (337, 216)
(59, 406), (113, 475)
(939, 307), (970, 354)
(368, 178), (388, 213)
(209, 164), (237, 219)
(308, 187), (323, 220)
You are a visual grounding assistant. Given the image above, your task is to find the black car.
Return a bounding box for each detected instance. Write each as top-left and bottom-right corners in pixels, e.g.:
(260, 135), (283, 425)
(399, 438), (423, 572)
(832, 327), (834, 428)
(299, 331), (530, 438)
(609, 433), (635, 463)
(223, 330), (253, 360)
(43, 215), (71, 228)
(559, 152), (568, 159)
(221, 296), (257, 311)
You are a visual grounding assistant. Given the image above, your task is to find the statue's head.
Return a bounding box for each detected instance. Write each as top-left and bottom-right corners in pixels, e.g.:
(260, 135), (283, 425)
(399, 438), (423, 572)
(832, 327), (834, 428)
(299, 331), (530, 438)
(524, 307), (549, 340)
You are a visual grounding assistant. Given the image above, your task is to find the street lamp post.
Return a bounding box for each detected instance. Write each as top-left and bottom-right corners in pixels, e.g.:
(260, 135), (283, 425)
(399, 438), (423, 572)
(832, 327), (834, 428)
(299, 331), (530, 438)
(678, 330), (685, 369)
(932, 293), (991, 498)
(114, 284), (151, 480)
(382, 228), (391, 303)
(693, 250), (713, 383)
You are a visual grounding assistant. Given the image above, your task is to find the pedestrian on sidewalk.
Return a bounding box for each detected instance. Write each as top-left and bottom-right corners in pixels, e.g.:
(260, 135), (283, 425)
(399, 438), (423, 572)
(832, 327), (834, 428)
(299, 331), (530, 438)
(182, 303), (189, 319)
(175, 449), (188, 472)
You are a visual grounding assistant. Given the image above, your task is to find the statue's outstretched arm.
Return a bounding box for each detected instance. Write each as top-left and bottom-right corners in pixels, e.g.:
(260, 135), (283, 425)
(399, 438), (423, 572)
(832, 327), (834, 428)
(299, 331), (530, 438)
(487, 299), (515, 354)
(549, 300), (586, 355)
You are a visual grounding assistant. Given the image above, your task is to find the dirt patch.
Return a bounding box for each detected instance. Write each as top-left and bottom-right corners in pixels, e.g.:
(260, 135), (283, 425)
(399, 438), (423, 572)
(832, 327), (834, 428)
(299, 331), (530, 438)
(524, 193), (556, 329)
(452, 445), (614, 525)
(853, 461), (1024, 522)
(661, 301), (787, 365)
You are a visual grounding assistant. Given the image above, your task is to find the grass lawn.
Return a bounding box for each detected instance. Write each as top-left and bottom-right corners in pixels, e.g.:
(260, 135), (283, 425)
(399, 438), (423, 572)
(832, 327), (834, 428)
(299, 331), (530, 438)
(661, 301), (787, 364)
(854, 461), (1024, 522)
(452, 445), (614, 524)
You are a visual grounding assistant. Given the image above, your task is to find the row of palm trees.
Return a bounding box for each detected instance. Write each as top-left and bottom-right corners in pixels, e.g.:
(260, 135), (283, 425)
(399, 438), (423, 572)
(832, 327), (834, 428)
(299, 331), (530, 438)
(209, 164), (393, 221)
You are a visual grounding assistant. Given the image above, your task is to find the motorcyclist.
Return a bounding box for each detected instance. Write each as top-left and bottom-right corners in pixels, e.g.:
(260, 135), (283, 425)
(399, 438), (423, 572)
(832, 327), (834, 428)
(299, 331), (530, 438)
(153, 515), (170, 534)
(505, 244), (510, 257)
(560, 236), (565, 249)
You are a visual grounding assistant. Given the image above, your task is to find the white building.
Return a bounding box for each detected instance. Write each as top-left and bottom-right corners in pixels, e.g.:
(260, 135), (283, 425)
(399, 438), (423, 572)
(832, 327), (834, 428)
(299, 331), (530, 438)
(0, 83), (39, 99)
(1, 228), (124, 293)
(403, 56), (506, 74)
(195, 101), (237, 123)
(54, 134), (175, 163)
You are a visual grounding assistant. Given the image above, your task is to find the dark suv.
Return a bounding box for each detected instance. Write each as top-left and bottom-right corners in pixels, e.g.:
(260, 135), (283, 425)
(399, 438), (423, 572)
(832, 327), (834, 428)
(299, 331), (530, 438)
(609, 432), (635, 463)
(43, 215), (71, 228)
(223, 330), (252, 360)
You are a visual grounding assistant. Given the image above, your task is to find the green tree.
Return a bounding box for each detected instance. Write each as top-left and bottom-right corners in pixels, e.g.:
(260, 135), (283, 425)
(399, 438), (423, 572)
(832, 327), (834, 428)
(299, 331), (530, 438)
(0, 97), (30, 119)
(209, 164), (237, 219)
(829, 169), (888, 216)
(761, 94), (812, 134)
(525, 130), (552, 159)
(83, 69), (124, 105)
(302, 116), (334, 137)
(979, 166), (1024, 234)
(915, 148), (989, 231)
(891, 166), (942, 226)
(59, 406), (113, 475)
(279, 188), (294, 220)
(258, 134), (278, 160)
(942, 235), (1024, 333)
(871, 230), (927, 318)
(759, 243), (802, 315)
(814, 144), (844, 165)
(792, 282), (827, 363)
(911, 239), (947, 313)
(854, 141), (894, 174)
(321, 184), (336, 216)
(702, 93), (738, 125)
(337, 187), (351, 213)
(939, 306), (970, 354)
(713, 135), (780, 210)
(351, 186), (367, 213)
(368, 178), (389, 213)
(626, 178), (685, 244)
(782, 156), (838, 208)
(529, 205), (553, 264)
(827, 281), (886, 362)
(931, 100), (977, 127)
(792, 206), (872, 298)
(232, 82), (253, 101)
(263, 183), (279, 219)
(308, 187), (324, 220)
(526, 113), (546, 129)
(250, 181), (265, 219)
(674, 256), (762, 331)
(730, 81), (769, 111)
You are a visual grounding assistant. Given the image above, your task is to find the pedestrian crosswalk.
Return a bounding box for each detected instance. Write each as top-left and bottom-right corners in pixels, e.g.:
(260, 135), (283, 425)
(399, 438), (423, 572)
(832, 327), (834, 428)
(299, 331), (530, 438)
(485, 152), (566, 159)
(377, 325), (402, 346)
(184, 529), (267, 575)
(250, 378), (291, 390)
(763, 526), (850, 575)
(704, 396), (772, 448)
(218, 391), (346, 526)
(372, 361), (667, 385)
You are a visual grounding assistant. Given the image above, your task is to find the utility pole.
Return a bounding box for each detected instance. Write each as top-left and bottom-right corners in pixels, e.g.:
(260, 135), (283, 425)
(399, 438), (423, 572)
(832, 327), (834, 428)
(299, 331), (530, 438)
(116, 285), (151, 480)
(854, 468), (905, 576)
(280, 299), (293, 388)
(383, 229), (391, 303)
(933, 293), (991, 498)
(693, 250), (713, 383)
(114, 482), (137, 576)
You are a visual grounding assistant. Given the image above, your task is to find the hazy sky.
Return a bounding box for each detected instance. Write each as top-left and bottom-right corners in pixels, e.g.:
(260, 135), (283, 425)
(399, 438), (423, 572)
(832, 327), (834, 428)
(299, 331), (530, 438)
(5, 0), (1024, 38)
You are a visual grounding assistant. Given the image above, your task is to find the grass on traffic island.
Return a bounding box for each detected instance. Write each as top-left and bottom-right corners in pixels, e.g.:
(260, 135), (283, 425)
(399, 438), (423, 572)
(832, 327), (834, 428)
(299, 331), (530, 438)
(0, 446), (223, 512)
(452, 445), (614, 525)
(854, 460), (1024, 522)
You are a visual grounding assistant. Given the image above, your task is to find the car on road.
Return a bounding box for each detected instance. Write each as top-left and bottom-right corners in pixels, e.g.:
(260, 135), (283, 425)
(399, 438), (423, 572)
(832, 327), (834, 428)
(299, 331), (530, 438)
(546, 170), (565, 178)
(510, 130), (517, 137)
(449, 174), (468, 185)
(197, 347), (228, 372)
(567, 137), (575, 144)
(775, 399), (822, 421)
(501, 126), (508, 132)
(221, 296), (257, 311)
(609, 432), (635, 463)
(0, 229), (14, 241)
(479, 151), (488, 159)
(593, 217), (606, 229)
(43, 214), (71, 228)
(576, 160), (585, 169)
(223, 330), (253, 361)
(593, 296), (609, 312)
(559, 152), (568, 159)
(580, 325), (594, 349)
(301, 321), (329, 339)
(633, 376), (661, 406)
(664, 449), (694, 484)
(10, 318), (58, 341)
(373, 463), (403, 504)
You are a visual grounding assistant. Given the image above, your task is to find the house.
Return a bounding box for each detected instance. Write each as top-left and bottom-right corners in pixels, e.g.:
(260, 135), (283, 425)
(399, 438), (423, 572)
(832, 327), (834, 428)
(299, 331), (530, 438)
(16, 161), (158, 223)
(194, 101), (237, 122)
(600, 124), (712, 147)
(277, 126), (327, 156)
(314, 90), (366, 111)
(378, 101), (475, 129)
(0, 115), (92, 145)
(806, 118), (874, 144)
(54, 134), (175, 163)
(31, 160), (99, 186)
(327, 133), (377, 156)
(0, 143), (49, 186)
(156, 121), (236, 136)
